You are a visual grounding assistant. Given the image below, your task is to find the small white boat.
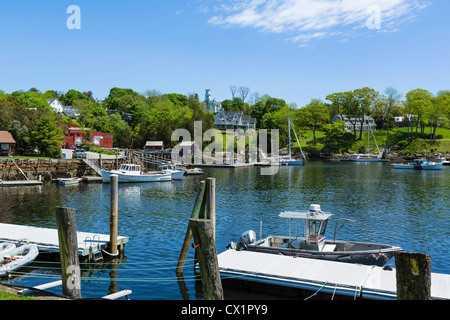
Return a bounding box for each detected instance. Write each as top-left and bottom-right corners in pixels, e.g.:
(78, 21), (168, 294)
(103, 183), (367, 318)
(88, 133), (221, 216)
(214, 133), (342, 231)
(229, 204), (402, 267)
(0, 244), (39, 277)
(52, 177), (82, 185)
(0, 242), (16, 257)
(348, 153), (382, 162)
(159, 164), (185, 180)
(393, 158), (443, 170)
(437, 157), (449, 166)
(101, 164), (172, 183)
(185, 168), (203, 175)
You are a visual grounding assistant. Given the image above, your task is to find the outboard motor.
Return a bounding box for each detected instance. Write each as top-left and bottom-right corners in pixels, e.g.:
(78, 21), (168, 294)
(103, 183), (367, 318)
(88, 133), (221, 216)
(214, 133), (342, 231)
(236, 230), (256, 250)
(228, 230), (257, 250)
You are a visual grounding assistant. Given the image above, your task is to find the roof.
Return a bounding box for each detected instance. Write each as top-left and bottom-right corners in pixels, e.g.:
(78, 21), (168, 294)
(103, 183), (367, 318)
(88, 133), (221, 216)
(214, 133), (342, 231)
(279, 210), (333, 221)
(0, 131), (16, 144)
(145, 141), (164, 146)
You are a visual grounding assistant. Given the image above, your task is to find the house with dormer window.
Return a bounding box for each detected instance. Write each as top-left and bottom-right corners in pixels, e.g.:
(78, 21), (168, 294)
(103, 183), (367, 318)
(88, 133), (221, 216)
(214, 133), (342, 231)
(214, 110), (256, 131)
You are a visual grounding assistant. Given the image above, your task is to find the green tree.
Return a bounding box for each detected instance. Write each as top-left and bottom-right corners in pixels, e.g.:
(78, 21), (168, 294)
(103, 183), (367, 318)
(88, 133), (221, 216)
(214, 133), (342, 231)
(30, 115), (65, 157)
(427, 93), (450, 141)
(405, 89), (433, 139)
(298, 99), (330, 146)
(354, 87), (377, 140)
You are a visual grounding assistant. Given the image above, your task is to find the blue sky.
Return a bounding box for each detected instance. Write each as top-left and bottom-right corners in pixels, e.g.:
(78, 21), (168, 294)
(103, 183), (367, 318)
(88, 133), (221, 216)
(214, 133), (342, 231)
(1, 0), (449, 107)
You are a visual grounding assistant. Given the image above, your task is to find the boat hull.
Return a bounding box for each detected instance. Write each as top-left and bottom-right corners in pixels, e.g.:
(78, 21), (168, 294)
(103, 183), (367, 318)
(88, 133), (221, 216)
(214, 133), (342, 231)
(101, 170), (172, 183)
(349, 158), (382, 162)
(245, 236), (401, 267)
(280, 159), (304, 166)
(393, 163), (443, 170)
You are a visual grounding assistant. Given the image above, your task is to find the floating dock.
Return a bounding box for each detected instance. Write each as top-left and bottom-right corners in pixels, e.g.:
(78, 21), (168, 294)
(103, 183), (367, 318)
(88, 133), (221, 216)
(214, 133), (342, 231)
(216, 249), (450, 300)
(0, 223), (128, 259)
(0, 180), (43, 187)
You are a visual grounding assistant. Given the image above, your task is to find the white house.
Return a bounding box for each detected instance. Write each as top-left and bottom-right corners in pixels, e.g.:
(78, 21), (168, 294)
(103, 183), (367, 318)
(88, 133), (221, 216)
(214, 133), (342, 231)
(331, 115), (377, 132)
(46, 98), (64, 113)
(214, 110), (256, 131)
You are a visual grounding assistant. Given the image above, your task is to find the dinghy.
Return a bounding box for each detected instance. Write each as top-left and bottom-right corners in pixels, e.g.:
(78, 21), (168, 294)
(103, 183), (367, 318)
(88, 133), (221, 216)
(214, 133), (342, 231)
(0, 244), (39, 277)
(0, 242), (16, 257)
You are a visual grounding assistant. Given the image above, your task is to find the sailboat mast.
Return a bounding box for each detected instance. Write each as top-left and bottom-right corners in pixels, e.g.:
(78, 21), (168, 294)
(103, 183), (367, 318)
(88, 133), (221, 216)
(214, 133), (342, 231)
(288, 115), (291, 159)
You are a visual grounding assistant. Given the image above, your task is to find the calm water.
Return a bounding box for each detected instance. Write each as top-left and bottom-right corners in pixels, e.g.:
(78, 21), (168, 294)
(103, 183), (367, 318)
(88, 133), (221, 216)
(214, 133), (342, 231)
(0, 161), (449, 299)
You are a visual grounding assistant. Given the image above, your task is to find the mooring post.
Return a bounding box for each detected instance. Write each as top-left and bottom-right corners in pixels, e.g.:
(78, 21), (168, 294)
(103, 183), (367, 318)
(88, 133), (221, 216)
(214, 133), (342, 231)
(395, 251), (431, 300)
(55, 207), (82, 299)
(176, 181), (206, 276)
(109, 174), (118, 256)
(206, 178), (216, 240)
(189, 218), (224, 300)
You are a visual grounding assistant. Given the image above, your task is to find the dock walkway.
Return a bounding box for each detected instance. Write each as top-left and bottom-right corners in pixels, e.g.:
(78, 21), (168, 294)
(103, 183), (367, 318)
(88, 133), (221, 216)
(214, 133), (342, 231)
(217, 249), (450, 300)
(0, 223), (129, 259)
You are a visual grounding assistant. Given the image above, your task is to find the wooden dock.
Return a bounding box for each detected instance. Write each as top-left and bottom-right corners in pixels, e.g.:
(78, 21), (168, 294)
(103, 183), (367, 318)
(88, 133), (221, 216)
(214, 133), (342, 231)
(216, 249), (450, 300)
(0, 223), (128, 259)
(0, 180), (42, 187)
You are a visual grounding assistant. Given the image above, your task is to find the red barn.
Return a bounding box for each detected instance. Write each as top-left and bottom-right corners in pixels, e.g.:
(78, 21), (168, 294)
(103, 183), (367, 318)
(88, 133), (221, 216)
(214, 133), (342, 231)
(0, 131), (16, 157)
(62, 123), (113, 149)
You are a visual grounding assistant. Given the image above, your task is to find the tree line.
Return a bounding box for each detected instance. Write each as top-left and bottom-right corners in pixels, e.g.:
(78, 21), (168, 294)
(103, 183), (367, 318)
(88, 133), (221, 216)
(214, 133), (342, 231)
(0, 86), (449, 157)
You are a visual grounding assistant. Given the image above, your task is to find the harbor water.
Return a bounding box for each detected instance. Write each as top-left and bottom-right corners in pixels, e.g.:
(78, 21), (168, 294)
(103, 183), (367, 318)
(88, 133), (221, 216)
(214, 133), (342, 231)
(0, 161), (449, 299)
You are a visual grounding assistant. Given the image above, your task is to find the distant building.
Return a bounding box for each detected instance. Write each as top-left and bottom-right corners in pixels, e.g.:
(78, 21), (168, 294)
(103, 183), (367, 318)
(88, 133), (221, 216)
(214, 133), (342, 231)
(214, 110), (256, 131)
(205, 89), (221, 113)
(47, 98), (79, 119)
(0, 131), (16, 157)
(144, 141), (164, 152)
(62, 123), (113, 149)
(331, 115), (377, 132)
(47, 98), (64, 113)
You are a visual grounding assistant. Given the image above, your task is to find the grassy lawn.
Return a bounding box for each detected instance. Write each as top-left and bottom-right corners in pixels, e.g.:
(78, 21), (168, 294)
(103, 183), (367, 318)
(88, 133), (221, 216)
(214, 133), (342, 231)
(0, 291), (36, 300)
(292, 127), (450, 154)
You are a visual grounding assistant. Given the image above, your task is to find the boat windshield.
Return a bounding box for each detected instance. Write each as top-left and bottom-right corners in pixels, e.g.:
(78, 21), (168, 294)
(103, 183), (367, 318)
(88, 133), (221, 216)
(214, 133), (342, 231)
(309, 219), (328, 237)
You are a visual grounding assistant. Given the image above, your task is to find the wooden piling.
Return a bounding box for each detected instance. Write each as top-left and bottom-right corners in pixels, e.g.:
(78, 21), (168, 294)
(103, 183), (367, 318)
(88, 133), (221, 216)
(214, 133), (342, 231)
(206, 178), (216, 240)
(109, 174), (118, 256)
(55, 207), (82, 299)
(176, 181), (206, 276)
(189, 218), (224, 300)
(395, 251), (431, 300)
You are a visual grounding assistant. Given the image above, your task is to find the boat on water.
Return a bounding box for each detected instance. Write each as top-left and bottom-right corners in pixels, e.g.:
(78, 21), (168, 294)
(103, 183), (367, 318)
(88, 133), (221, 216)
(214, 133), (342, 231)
(159, 163), (185, 180)
(0, 243), (16, 257)
(229, 204), (402, 267)
(348, 127), (383, 162)
(101, 164), (172, 183)
(392, 158), (443, 170)
(52, 177), (82, 185)
(437, 157), (449, 166)
(348, 153), (383, 162)
(267, 115), (305, 166)
(185, 167), (203, 175)
(0, 244), (39, 277)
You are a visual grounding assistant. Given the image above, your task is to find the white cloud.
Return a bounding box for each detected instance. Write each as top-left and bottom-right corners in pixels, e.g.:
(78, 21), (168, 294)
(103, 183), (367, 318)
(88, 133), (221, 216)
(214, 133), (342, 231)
(206, 0), (429, 44)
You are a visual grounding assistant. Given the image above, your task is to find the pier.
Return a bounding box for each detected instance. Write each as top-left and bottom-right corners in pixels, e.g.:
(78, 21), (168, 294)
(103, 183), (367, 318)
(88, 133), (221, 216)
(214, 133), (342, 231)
(216, 249), (450, 300)
(0, 223), (129, 260)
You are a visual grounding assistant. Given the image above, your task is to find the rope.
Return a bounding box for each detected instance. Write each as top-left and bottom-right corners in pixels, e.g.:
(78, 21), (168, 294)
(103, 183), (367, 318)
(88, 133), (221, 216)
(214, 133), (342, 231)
(304, 282), (328, 300)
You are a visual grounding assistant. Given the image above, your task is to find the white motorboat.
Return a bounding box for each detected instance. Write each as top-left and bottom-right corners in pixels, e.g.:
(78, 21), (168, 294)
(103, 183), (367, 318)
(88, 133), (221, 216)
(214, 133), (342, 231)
(185, 168), (203, 175)
(0, 244), (39, 277)
(159, 164), (185, 180)
(101, 164), (172, 183)
(229, 204), (402, 267)
(52, 177), (82, 185)
(393, 158), (443, 170)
